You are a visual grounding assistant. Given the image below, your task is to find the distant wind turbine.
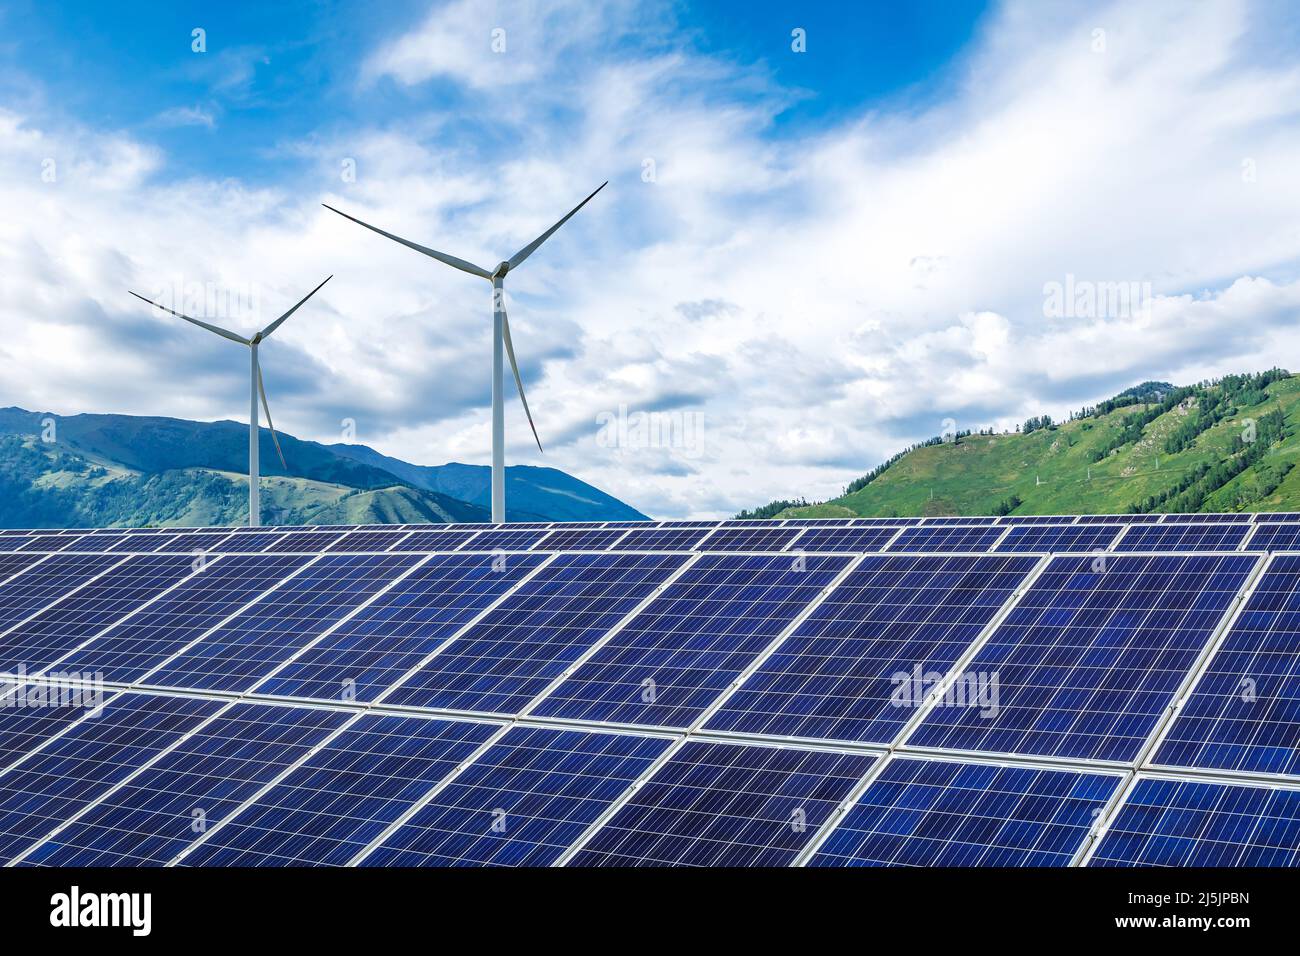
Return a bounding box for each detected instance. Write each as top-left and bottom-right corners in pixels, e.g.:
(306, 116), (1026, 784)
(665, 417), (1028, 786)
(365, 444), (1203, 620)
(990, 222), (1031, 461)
(128, 276), (332, 527)
(323, 181), (607, 523)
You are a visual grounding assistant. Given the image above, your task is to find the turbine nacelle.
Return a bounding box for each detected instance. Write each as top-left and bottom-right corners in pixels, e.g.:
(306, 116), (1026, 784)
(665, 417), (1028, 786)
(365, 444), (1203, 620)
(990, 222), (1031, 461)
(491, 261), (511, 280)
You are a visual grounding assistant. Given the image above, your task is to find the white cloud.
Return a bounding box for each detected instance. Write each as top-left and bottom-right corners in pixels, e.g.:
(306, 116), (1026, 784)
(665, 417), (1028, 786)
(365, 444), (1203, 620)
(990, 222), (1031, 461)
(4, 0), (1300, 519)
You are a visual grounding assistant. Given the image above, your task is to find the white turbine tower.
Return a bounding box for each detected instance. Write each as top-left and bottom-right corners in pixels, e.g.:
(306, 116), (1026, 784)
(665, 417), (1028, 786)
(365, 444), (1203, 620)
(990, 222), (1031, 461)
(129, 276), (332, 527)
(323, 181), (607, 523)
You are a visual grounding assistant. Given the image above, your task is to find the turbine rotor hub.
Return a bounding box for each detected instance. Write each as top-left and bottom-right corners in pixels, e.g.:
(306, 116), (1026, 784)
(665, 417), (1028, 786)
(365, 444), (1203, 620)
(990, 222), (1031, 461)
(492, 261), (511, 279)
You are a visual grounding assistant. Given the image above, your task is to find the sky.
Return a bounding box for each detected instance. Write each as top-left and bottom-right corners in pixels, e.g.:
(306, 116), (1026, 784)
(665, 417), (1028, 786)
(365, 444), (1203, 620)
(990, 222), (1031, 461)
(2, 0), (1300, 519)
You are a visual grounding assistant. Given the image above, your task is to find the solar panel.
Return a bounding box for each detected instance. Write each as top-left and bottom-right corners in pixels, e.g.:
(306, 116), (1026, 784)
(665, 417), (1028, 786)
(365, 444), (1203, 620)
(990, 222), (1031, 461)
(209, 531), (287, 553)
(0, 684), (109, 767)
(15, 702), (351, 866)
(0, 692), (222, 862)
(887, 526), (1005, 553)
(254, 552), (550, 704)
(996, 524), (1122, 553)
(704, 554), (1038, 743)
(0, 554), (198, 674)
(699, 527), (799, 552)
(806, 756), (1120, 867)
(324, 530), (410, 553)
(906, 554), (1258, 762)
(264, 530), (349, 553)
(1115, 523), (1250, 552)
(790, 526), (899, 553)
(534, 528), (630, 551)
(1163, 512), (1253, 523)
(154, 532), (235, 554)
(1152, 554), (1300, 776)
(530, 554), (852, 728)
(463, 529), (550, 551)
(0, 553), (124, 635)
(53, 554), (312, 685)
(1255, 512), (1300, 523)
(565, 740), (877, 867)
(177, 714), (498, 866)
(141, 554), (422, 694)
(1088, 776), (1300, 867)
(1240, 523), (1300, 552)
(610, 527), (710, 551)
(380, 553), (689, 714)
(358, 726), (672, 867)
(392, 529), (481, 552)
(997, 515), (1079, 525)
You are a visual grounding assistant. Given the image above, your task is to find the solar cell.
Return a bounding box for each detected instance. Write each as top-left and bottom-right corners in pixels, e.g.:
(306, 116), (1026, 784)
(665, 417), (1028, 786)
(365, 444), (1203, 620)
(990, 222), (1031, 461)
(208, 531), (287, 553)
(703, 554), (1039, 743)
(1088, 776), (1300, 867)
(1152, 554), (1300, 776)
(142, 554), (422, 694)
(997, 515), (1079, 525)
(0, 554), (198, 674)
(1163, 513), (1253, 523)
(15, 702), (351, 866)
(381, 552), (689, 714)
(531, 554), (852, 728)
(178, 714), (498, 866)
(565, 741), (877, 867)
(0, 553), (123, 635)
(996, 524), (1122, 553)
(391, 529), (480, 552)
(906, 554), (1258, 762)
(698, 527), (799, 552)
(462, 529), (550, 551)
(1239, 523), (1300, 552)
(0, 685), (112, 768)
(534, 528), (629, 551)
(254, 552), (550, 703)
(324, 530), (411, 553)
(0, 692), (222, 862)
(153, 532), (235, 554)
(53, 554), (311, 685)
(1255, 512), (1300, 523)
(15, 534), (83, 553)
(807, 756), (1119, 867)
(887, 526), (1005, 553)
(264, 530), (349, 553)
(0, 553), (46, 587)
(610, 527), (710, 551)
(1115, 523), (1250, 552)
(359, 726), (672, 867)
(106, 533), (180, 553)
(791, 526), (898, 553)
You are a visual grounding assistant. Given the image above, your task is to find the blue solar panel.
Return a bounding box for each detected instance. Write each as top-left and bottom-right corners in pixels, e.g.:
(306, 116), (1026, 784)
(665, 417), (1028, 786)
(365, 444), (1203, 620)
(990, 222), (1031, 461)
(566, 741), (876, 867)
(324, 530), (410, 553)
(907, 554), (1258, 762)
(532, 554), (851, 728)
(1153, 554), (1300, 776)
(16, 534), (85, 552)
(460, 529), (549, 551)
(381, 552), (689, 714)
(255, 553), (549, 703)
(0, 685), (110, 767)
(264, 530), (349, 553)
(208, 531), (286, 553)
(0, 555), (197, 675)
(1241, 523), (1300, 552)
(0, 553), (45, 586)
(359, 727), (672, 867)
(392, 529), (480, 552)
(153, 532), (234, 554)
(1256, 512), (1300, 523)
(0, 553), (123, 634)
(179, 714), (497, 866)
(1163, 513), (1253, 523)
(790, 526), (899, 553)
(534, 528), (630, 551)
(998, 515), (1079, 525)
(53, 554), (311, 685)
(1116, 523), (1250, 552)
(700, 527), (799, 552)
(16, 703), (351, 866)
(997, 524), (1122, 553)
(887, 526), (1005, 553)
(704, 555), (1038, 744)
(807, 756), (1119, 867)
(1089, 777), (1300, 867)
(611, 527), (710, 551)
(0, 692), (222, 863)
(143, 554), (422, 694)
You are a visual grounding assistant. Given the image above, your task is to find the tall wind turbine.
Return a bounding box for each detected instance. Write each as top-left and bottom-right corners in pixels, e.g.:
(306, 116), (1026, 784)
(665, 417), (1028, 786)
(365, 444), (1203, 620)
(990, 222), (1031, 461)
(323, 182), (606, 523)
(128, 276), (332, 527)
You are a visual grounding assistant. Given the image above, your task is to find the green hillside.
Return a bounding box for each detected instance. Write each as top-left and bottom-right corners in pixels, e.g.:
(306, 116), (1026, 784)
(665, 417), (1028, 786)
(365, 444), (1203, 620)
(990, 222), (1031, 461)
(772, 370), (1300, 519)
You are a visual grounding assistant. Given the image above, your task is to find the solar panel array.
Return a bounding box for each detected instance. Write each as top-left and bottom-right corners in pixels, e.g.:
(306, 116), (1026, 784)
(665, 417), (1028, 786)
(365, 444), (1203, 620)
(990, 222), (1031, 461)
(0, 511), (1298, 867)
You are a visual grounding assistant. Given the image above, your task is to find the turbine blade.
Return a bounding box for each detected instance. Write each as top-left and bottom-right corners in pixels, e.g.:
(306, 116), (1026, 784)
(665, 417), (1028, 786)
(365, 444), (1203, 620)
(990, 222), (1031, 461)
(506, 181), (607, 272)
(260, 275), (332, 340)
(500, 306), (543, 453)
(128, 291), (250, 345)
(321, 204), (492, 280)
(255, 359), (289, 470)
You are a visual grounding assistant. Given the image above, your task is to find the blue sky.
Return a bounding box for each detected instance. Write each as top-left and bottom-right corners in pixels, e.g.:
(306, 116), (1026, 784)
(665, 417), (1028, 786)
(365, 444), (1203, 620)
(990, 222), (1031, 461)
(3, 0), (1300, 518)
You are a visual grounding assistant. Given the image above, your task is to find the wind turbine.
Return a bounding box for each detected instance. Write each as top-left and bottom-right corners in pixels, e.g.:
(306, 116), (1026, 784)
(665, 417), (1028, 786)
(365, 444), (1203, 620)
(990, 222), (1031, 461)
(128, 276), (332, 527)
(323, 181), (607, 523)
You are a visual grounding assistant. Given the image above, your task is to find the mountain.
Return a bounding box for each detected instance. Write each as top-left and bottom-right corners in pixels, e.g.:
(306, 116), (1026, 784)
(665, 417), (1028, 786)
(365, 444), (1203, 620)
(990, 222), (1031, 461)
(747, 369), (1300, 519)
(326, 444), (649, 522)
(0, 407), (646, 528)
